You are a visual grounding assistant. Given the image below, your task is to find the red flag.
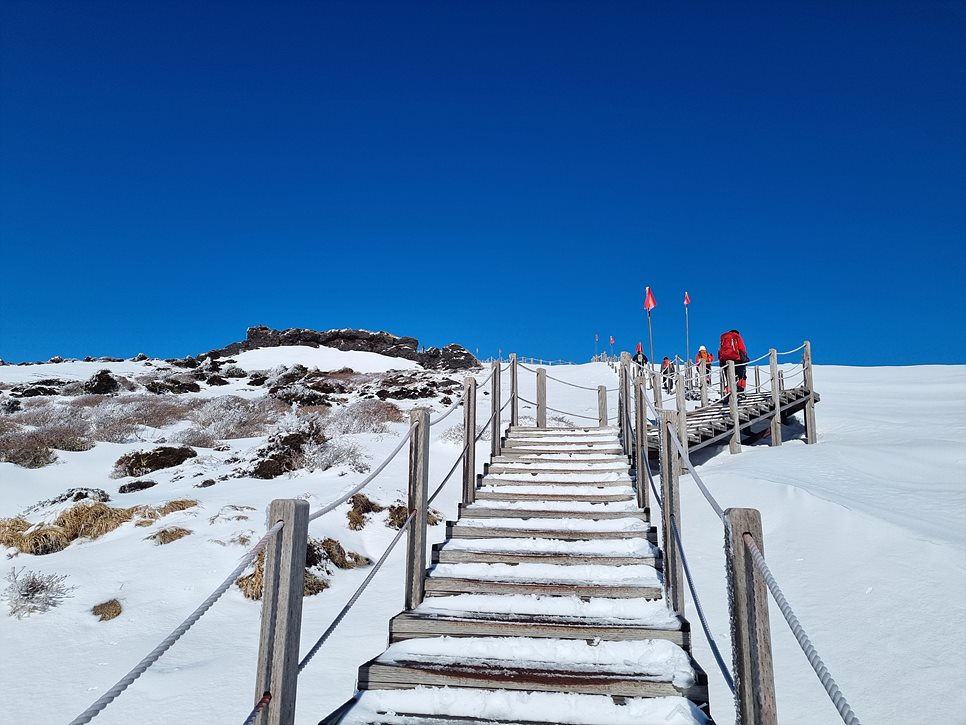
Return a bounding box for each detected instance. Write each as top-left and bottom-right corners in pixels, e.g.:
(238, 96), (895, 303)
(684, 291), (691, 306)
(644, 287), (657, 312)
(609, 335), (615, 346)
(636, 341), (643, 353)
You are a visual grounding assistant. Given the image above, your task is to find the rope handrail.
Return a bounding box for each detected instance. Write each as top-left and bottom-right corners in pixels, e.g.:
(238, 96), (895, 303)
(297, 510), (415, 674)
(777, 342), (808, 356)
(743, 534), (861, 725)
(308, 422), (417, 522)
(517, 396), (601, 422)
(670, 515), (736, 694)
(68, 520), (286, 725)
(429, 393), (463, 427)
(665, 419), (726, 520)
(517, 361), (618, 392)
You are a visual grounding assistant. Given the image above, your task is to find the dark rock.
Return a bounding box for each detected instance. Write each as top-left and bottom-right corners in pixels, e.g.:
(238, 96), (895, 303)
(118, 480), (158, 494)
(1, 398), (22, 414)
(144, 378), (202, 394)
(112, 446), (198, 478)
(83, 356), (95, 362)
(206, 375), (229, 386)
(11, 378), (66, 397)
(98, 357), (124, 363)
(248, 416), (327, 479)
(222, 366), (247, 378)
(167, 357), (200, 369)
(439, 396), (452, 406)
(49, 356), (64, 364)
(134, 353), (149, 361)
(203, 326), (479, 371)
(269, 384), (331, 406)
(248, 374), (268, 386)
(83, 369), (120, 395)
(195, 479), (217, 488)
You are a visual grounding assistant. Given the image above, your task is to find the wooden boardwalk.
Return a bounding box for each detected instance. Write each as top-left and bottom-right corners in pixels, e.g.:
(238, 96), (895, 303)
(321, 426), (714, 725)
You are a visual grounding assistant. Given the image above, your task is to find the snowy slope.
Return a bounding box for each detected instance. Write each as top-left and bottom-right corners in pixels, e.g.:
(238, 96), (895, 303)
(0, 357), (963, 725)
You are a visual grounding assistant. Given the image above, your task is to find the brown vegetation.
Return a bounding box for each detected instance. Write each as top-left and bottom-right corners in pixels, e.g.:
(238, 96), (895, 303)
(347, 493), (384, 530)
(92, 598), (122, 621)
(148, 527), (192, 545)
(112, 446), (197, 478)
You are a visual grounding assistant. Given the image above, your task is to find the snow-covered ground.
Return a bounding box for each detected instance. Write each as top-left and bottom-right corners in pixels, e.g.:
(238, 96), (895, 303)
(0, 351), (963, 724)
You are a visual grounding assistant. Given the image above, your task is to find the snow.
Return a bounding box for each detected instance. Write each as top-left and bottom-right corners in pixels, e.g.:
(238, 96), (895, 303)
(428, 562), (661, 586)
(1, 357), (964, 724)
(440, 536), (657, 557)
(456, 516), (651, 532)
(378, 635), (696, 687)
(231, 345), (422, 373)
(465, 499), (640, 512)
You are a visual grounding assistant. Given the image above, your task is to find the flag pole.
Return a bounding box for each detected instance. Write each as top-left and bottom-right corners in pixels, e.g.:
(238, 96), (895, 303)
(595, 334), (598, 361)
(685, 304), (690, 368)
(647, 310), (654, 368)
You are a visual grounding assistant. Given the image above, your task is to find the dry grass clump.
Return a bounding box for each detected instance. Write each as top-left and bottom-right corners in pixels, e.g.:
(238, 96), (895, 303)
(325, 400), (404, 435)
(386, 504), (444, 530)
(92, 598), (122, 621)
(236, 535), (371, 600)
(347, 493), (384, 530)
(148, 527), (192, 545)
(0, 499), (199, 555)
(208, 504), (255, 525)
(0, 431), (58, 468)
(0, 417), (22, 436)
(119, 394), (200, 428)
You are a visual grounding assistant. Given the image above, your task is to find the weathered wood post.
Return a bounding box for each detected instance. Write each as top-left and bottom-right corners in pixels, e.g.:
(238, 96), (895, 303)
(699, 359), (709, 407)
(803, 340), (817, 444)
(754, 366), (761, 393)
(598, 385), (608, 428)
(779, 370), (785, 392)
(675, 370), (688, 473)
(462, 378), (477, 505)
(536, 367), (547, 428)
(651, 369), (661, 410)
(490, 361), (501, 459)
(660, 410), (685, 615)
(510, 353), (519, 427)
(634, 377), (648, 510)
(406, 408), (430, 609)
(727, 360), (741, 454)
(620, 353), (631, 455)
(769, 349), (782, 446)
(255, 498), (310, 725)
(724, 508), (778, 725)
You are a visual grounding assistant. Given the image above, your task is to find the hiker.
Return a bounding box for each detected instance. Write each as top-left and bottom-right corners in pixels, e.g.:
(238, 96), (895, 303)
(661, 356), (675, 394)
(718, 329), (749, 395)
(695, 345), (714, 384)
(632, 346), (648, 368)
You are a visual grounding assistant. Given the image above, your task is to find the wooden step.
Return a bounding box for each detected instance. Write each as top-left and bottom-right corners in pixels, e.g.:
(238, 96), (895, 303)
(447, 522), (658, 543)
(459, 504), (647, 521)
(389, 608), (686, 646)
(432, 547), (659, 568)
(474, 490), (635, 503)
(358, 641), (707, 702)
(508, 426), (618, 434)
(488, 465), (629, 475)
(423, 577), (662, 599)
(481, 476), (632, 487)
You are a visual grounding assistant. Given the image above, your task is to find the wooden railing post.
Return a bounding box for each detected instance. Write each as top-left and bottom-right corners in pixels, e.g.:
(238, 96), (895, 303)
(727, 361), (741, 454)
(660, 411), (685, 615)
(462, 378), (477, 505)
(724, 508), (778, 725)
(509, 353), (518, 427)
(536, 367), (547, 427)
(675, 370), (688, 472)
(651, 369), (662, 410)
(699, 359), (709, 407)
(634, 377), (648, 510)
(803, 340), (817, 444)
(619, 353), (631, 455)
(754, 366), (761, 393)
(406, 408), (430, 610)
(769, 349), (782, 446)
(597, 385), (608, 428)
(255, 498), (309, 725)
(490, 361), (501, 459)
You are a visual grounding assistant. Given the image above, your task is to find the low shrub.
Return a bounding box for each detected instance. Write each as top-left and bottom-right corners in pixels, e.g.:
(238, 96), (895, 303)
(172, 426), (218, 448)
(0, 432), (58, 468)
(111, 446), (197, 478)
(188, 396), (286, 439)
(301, 440), (370, 474)
(147, 527), (192, 545)
(325, 400), (404, 435)
(347, 493), (383, 530)
(3, 568), (75, 618)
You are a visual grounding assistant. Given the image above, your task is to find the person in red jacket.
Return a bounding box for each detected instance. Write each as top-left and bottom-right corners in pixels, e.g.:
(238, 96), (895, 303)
(717, 329), (749, 394)
(695, 345), (715, 384)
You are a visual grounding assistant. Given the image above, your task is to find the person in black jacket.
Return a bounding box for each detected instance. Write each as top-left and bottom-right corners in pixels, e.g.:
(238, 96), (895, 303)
(661, 356), (675, 394)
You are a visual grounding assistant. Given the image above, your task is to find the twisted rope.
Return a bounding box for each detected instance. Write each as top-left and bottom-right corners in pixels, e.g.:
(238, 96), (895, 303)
(68, 520), (286, 725)
(777, 342), (808, 356)
(241, 691), (272, 725)
(517, 396), (600, 422)
(665, 419), (725, 519)
(517, 361), (618, 392)
(308, 423), (416, 522)
(670, 515), (736, 694)
(429, 393), (463, 427)
(298, 511), (415, 673)
(743, 534), (862, 725)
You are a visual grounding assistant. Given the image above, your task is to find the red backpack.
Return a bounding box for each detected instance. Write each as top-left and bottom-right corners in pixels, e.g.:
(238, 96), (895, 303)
(719, 331), (742, 362)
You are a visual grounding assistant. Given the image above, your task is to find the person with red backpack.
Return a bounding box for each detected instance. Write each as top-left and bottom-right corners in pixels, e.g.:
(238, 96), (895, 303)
(717, 329), (749, 395)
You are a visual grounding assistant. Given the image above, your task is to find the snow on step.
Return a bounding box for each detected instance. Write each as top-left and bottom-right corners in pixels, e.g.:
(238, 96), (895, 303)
(338, 687), (709, 725)
(440, 537), (657, 557)
(464, 499), (641, 513)
(414, 593), (679, 628)
(490, 461), (628, 471)
(428, 562), (661, 587)
(483, 471), (632, 484)
(477, 484), (636, 497)
(456, 517), (650, 532)
(378, 636), (696, 687)
(509, 436), (619, 444)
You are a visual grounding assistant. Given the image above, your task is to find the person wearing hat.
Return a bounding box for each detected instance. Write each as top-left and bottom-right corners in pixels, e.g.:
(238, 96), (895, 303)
(695, 345), (715, 385)
(718, 329), (749, 396)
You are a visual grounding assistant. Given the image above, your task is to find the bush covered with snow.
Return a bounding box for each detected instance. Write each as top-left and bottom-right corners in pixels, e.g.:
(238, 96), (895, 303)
(3, 568), (75, 618)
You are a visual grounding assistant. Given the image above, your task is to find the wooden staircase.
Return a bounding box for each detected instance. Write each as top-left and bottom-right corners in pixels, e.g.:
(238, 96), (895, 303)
(320, 426), (714, 725)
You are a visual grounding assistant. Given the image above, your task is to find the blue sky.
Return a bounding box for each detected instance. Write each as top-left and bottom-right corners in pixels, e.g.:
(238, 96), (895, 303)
(1, 1), (964, 365)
